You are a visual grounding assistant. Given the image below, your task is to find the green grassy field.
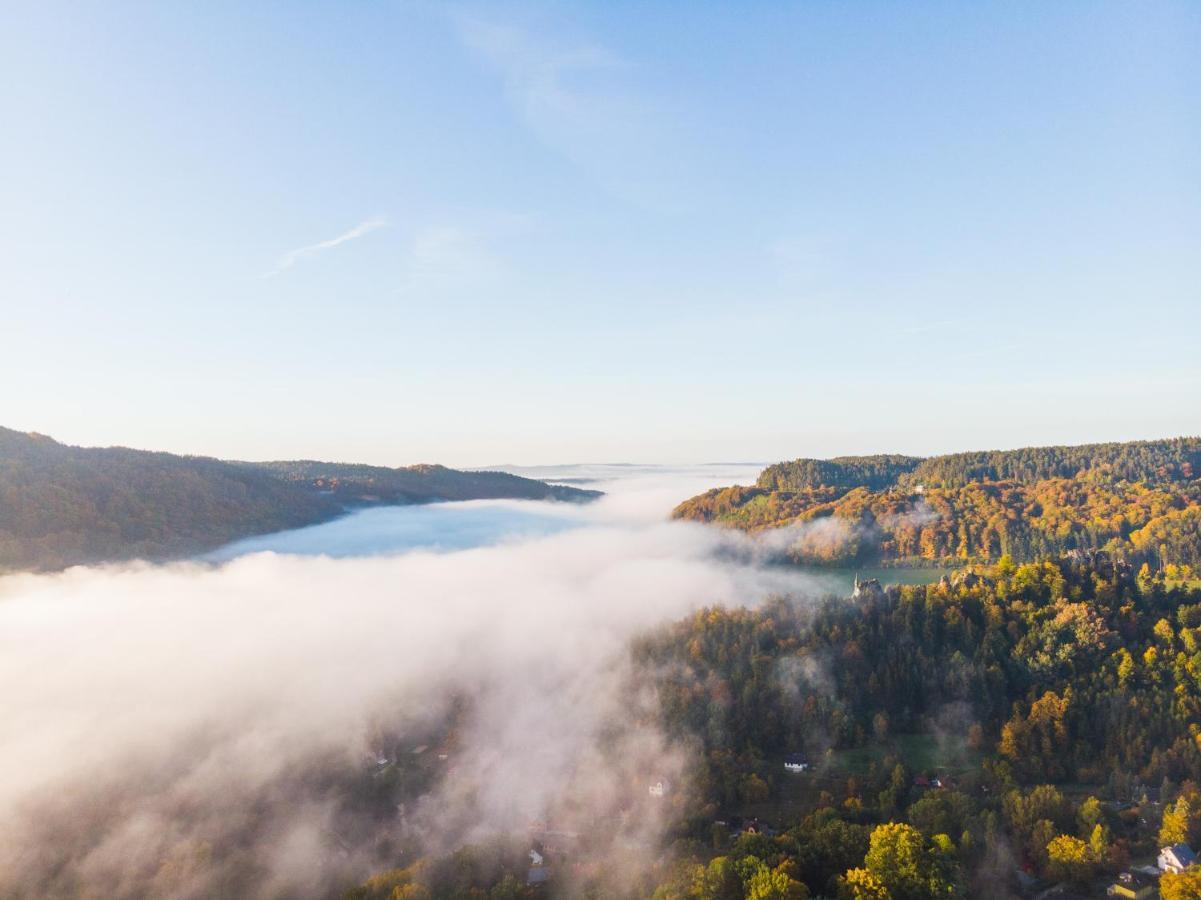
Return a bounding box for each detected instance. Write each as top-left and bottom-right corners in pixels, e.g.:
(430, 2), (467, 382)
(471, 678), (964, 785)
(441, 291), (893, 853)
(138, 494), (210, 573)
(827, 732), (979, 776)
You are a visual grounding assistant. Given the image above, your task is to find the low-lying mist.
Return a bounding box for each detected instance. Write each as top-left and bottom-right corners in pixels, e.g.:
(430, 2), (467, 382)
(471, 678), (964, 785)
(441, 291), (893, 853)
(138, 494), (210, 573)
(1, 465), (839, 897)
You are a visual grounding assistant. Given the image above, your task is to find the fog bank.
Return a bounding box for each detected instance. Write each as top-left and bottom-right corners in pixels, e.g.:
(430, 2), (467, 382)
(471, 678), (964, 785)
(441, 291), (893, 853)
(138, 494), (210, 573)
(0, 466), (826, 897)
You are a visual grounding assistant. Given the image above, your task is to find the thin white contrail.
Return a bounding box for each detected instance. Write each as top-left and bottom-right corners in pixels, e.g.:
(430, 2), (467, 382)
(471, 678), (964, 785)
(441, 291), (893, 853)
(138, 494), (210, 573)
(265, 215), (389, 277)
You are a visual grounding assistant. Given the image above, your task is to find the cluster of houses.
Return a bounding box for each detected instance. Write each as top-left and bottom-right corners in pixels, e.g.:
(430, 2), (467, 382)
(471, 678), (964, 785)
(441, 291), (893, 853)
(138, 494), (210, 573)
(1106, 842), (1197, 898)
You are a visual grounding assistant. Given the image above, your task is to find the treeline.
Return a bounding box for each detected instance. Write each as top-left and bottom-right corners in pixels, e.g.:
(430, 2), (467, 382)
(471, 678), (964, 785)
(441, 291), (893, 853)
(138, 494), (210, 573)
(255, 459), (598, 505)
(674, 437), (1201, 568)
(757, 456), (922, 493)
(906, 437), (1201, 490)
(757, 438), (1201, 493)
(0, 427), (598, 572)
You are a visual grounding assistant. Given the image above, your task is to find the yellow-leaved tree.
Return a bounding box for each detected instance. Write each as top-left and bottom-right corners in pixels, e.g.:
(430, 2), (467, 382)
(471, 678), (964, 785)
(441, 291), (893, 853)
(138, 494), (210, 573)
(1161, 866), (1201, 900)
(837, 868), (892, 900)
(1045, 834), (1094, 884)
(1161, 797), (1195, 846)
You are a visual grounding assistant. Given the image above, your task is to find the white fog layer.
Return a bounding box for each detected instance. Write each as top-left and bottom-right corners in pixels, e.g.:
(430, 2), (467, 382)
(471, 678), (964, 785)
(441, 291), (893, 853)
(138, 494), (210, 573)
(0, 465), (831, 896)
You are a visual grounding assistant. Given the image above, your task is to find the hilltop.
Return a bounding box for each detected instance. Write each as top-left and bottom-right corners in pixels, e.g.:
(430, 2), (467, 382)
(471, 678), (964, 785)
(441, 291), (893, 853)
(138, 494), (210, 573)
(673, 437), (1201, 568)
(0, 428), (599, 572)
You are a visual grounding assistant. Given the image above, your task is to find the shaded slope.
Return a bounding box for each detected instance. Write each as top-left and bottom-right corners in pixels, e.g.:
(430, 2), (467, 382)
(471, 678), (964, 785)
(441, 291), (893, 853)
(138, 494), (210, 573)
(0, 428), (598, 572)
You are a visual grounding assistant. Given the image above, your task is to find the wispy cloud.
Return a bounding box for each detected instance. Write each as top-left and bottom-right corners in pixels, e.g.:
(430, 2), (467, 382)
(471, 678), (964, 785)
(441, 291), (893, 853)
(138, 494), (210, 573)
(455, 15), (626, 126)
(453, 14), (686, 209)
(265, 216), (389, 277)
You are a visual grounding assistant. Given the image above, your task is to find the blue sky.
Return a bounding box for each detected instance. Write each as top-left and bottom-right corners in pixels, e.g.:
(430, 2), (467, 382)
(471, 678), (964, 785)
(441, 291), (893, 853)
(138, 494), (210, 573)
(2, 2), (1198, 465)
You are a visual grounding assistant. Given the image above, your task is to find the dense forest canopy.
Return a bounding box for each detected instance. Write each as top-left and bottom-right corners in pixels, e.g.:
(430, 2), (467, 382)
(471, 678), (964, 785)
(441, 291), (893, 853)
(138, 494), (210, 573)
(675, 438), (1201, 570)
(758, 439), (1201, 493)
(903, 438), (1201, 490)
(757, 457), (923, 493)
(0, 427), (598, 572)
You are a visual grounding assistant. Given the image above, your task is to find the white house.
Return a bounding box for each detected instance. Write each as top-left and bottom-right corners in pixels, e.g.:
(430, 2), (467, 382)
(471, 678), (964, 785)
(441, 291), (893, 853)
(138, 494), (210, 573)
(1159, 843), (1197, 874)
(649, 780), (669, 797)
(784, 754), (809, 773)
(529, 849), (543, 867)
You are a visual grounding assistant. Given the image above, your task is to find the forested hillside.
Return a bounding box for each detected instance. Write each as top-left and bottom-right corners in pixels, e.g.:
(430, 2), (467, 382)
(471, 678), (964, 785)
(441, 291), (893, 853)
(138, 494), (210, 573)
(636, 553), (1201, 898)
(346, 553), (1201, 898)
(0, 428), (598, 572)
(674, 438), (1201, 569)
